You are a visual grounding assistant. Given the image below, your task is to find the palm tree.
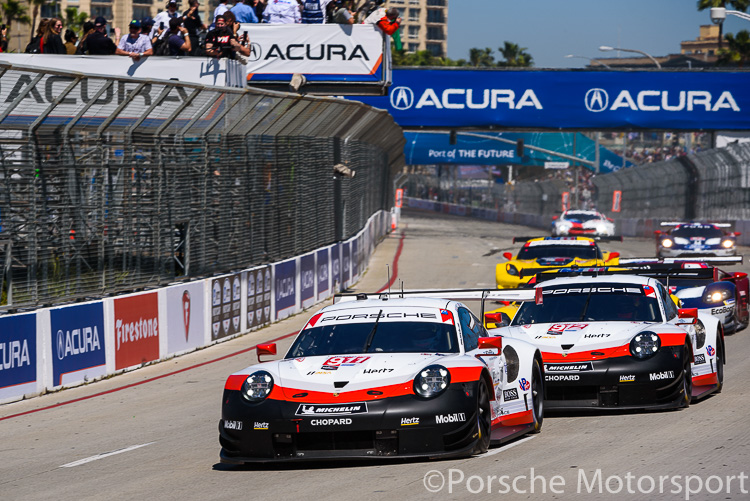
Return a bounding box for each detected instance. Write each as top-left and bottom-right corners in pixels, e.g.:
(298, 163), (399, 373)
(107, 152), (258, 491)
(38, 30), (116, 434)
(497, 41), (534, 67)
(468, 47), (494, 67)
(64, 6), (87, 34)
(27, 0), (47, 42)
(1, 0), (31, 51)
(717, 29), (750, 66)
(697, 0), (750, 50)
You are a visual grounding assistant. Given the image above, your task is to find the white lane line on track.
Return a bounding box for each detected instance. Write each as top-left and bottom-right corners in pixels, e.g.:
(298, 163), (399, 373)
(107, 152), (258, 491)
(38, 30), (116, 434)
(60, 442), (156, 468)
(476, 436), (535, 458)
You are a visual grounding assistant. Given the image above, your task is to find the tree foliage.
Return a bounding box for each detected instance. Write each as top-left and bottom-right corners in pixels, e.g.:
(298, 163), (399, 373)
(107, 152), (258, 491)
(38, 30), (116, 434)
(717, 29), (750, 66)
(393, 42), (533, 68)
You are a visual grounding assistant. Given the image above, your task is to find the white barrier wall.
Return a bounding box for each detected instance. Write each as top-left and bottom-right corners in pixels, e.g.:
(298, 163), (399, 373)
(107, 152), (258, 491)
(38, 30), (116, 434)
(0, 211), (390, 405)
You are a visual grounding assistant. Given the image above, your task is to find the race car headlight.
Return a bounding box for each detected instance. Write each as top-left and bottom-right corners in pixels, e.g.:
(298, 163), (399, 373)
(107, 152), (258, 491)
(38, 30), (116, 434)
(704, 288), (731, 303)
(673, 237), (690, 245)
(706, 238), (721, 245)
(722, 239), (734, 248)
(506, 263), (519, 277)
(662, 239), (673, 248)
(240, 371), (274, 402)
(630, 332), (661, 359)
(413, 365), (451, 398)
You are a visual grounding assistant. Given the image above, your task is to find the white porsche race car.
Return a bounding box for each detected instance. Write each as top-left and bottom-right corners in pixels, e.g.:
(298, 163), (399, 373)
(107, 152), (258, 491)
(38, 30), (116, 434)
(491, 270), (725, 411)
(551, 210), (616, 237)
(219, 292), (544, 463)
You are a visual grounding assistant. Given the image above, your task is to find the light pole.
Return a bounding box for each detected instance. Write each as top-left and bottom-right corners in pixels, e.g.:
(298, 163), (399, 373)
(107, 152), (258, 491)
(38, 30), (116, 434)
(710, 7), (750, 50)
(599, 45), (661, 69)
(564, 54), (612, 69)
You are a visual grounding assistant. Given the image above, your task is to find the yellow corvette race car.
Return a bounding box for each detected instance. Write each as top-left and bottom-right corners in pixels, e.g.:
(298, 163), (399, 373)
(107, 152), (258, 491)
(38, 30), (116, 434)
(495, 236), (621, 289)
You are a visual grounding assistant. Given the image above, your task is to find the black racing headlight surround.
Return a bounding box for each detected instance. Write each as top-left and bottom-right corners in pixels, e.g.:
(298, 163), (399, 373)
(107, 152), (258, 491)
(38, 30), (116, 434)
(413, 365), (451, 398)
(240, 370), (274, 402)
(506, 263), (519, 277)
(630, 331), (661, 359)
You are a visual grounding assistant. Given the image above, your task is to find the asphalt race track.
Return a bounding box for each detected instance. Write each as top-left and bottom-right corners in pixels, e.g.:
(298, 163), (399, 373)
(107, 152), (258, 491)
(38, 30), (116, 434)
(2, 208), (749, 500)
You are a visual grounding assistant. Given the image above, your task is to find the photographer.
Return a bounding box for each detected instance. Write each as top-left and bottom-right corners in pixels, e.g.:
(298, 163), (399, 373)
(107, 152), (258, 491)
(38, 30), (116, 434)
(151, 0), (180, 39)
(204, 14), (250, 59)
(164, 17), (191, 55)
(182, 0), (206, 55)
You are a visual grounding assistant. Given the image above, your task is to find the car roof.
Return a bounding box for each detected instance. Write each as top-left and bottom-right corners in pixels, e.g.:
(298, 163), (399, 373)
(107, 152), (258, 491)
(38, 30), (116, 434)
(525, 237), (598, 247)
(533, 273), (657, 288)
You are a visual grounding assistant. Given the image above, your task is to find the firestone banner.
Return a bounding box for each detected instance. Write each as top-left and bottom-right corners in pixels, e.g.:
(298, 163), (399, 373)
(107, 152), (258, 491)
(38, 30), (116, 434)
(113, 293), (160, 370)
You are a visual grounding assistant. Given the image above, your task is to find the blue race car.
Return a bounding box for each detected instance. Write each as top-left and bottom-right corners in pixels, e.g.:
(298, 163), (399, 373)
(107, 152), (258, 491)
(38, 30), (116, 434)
(655, 222), (740, 258)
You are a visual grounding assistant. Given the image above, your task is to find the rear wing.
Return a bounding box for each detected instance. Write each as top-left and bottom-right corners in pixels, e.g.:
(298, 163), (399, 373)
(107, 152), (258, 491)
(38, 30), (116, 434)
(512, 236), (623, 243)
(619, 256), (743, 266)
(529, 266), (718, 285)
(660, 221), (732, 228)
(334, 288), (535, 324)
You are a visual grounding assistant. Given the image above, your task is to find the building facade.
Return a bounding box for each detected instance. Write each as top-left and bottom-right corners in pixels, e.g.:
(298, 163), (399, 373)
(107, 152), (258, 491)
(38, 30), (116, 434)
(385, 0), (448, 57)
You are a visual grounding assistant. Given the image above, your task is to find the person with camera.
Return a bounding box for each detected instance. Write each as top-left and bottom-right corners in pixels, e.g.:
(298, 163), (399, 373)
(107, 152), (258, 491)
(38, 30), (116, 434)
(116, 19), (153, 61)
(163, 17), (192, 55)
(204, 14), (250, 60)
(150, 0), (180, 39)
(182, 0), (206, 55)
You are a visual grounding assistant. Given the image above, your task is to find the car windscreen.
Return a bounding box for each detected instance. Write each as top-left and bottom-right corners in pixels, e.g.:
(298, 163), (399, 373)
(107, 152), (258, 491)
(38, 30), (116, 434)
(286, 321), (459, 357)
(511, 283), (662, 324)
(563, 213), (601, 222)
(671, 227), (724, 239)
(517, 244), (601, 260)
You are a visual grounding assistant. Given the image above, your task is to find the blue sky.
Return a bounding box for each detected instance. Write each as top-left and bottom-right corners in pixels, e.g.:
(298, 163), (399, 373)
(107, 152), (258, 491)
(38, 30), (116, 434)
(447, 0), (748, 68)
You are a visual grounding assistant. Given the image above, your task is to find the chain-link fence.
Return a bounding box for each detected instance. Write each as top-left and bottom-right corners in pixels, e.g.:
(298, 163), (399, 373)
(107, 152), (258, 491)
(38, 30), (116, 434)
(0, 63), (404, 311)
(403, 142), (750, 221)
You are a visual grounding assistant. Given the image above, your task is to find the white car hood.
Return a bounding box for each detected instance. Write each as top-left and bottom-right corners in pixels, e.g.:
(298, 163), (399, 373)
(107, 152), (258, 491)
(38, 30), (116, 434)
(504, 321), (655, 353)
(274, 353), (454, 394)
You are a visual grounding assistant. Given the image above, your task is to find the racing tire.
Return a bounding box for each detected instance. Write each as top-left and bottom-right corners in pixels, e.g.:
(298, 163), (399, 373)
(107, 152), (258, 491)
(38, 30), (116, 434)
(472, 379), (491, 455)
(530, 358), (544, 433)
(681, 344), (693, 407)
(715, 335), (724, 394)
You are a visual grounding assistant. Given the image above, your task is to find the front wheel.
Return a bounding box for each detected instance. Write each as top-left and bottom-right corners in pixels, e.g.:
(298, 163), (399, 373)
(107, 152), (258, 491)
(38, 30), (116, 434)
(472, 379), (491, 454)
(715, 335), (724, 394)
(530, 358), (544, 433)
(681, 344), (693, 407)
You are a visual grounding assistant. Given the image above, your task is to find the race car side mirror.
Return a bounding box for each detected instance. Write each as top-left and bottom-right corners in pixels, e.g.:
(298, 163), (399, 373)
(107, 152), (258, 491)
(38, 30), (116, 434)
(552, 215), (558, 220)
(676, 308), (698, 325)
(484, 312), (509, 327)
(503, 252), (514, 261)
(733, 272), (748, 279)
(733, 232), (742, 237)
(477, 336), (503, 356)
(654, 230), (662, 235)
(257, 343), (277, 362)
(608, 252), (620, 260)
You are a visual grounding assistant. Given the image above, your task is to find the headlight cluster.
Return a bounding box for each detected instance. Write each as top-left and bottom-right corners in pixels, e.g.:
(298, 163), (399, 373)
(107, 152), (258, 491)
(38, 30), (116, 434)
(630, 332), (661, 359)
(673, 237), (690, 245)
(506, 263), (519, 276)
(704, 287), (731, 303)
(662, 239), (673, 248)
(240, 370), (274, 402)
(557, 223), (572, 234)
(413, 365), (451, 398)
(722, 239), (735, 249)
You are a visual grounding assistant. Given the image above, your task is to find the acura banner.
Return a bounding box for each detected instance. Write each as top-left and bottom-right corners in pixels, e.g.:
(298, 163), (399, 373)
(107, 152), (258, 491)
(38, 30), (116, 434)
(356, 69), (750, 131)
(243, 24), (386, 82)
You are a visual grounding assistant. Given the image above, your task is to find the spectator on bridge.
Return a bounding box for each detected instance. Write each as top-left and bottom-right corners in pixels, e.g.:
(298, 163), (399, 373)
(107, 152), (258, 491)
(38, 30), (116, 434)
(40, 18), (66, 54)
(163, 17), (192, 55)
(74, 21), (95, 54)
(151, 0), (181, 39)
(332, 1), (355, 24)
(300, 0), (333, 24)
(85, 17), (117, 55)
(252, 0), (267, 20)
(232, 0), (259, 23)
(116, 19), (153, 61)
(64, 29), (78, 54)
(374, 7), (400, 35)
(204, 14), (250, 59)
(362, 0), (385, 24)
(25, 19), (47, 53)
(212, 0), (231, 27)
(182, 0), (206, 55)
(0, 26), (8, 53)
(263, 0), (301, 23)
